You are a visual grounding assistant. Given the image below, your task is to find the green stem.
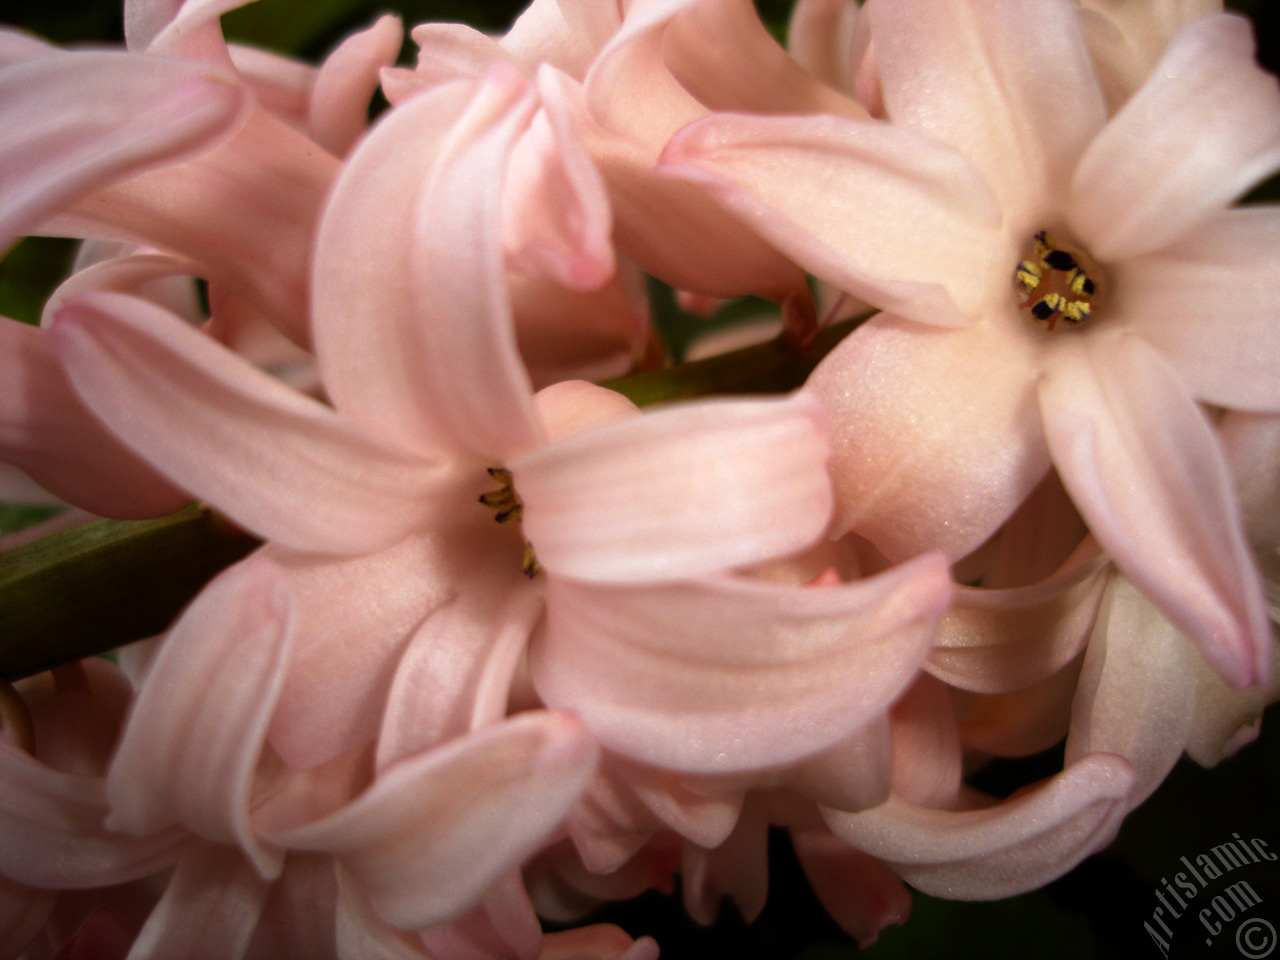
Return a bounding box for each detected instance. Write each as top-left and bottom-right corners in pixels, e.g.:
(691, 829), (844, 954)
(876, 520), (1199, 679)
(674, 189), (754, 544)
(0, 316), (865, 679)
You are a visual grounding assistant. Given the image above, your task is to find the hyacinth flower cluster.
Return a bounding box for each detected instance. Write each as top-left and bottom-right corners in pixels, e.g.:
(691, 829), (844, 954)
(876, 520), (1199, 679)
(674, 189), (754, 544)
(0, 0), (1278, 957)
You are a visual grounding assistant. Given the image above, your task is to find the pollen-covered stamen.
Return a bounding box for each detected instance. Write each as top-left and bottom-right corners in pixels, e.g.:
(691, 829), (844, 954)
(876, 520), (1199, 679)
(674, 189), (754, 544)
(479, 467), (541, 578)
(1015, 231), (1098, 331)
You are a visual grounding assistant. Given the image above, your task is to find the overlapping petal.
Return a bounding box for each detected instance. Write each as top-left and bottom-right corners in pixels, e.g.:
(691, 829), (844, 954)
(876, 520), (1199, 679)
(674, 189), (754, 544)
(1039, 333), (1272, 689)
(529, 553), (951, 771)
(660, 111), (1006, 325)
(307, 15), (404, 157)
(312, 69), (543, 462)
(0, 317), (188, 518)
(50, 291), (457, 556)
(823, 754), (1135, 899)
(275, 710), (599, 931)
(514, 392), (833, 582)
(105, 552), (291, 877)
(1070, 13), (1280, 261)
(864, 0), (1106, 227)
(1064, 576), (1196, 809)
(0, 50), (247, 247)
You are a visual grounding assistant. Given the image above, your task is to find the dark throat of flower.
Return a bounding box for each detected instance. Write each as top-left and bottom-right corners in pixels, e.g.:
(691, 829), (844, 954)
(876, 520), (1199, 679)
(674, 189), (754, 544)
(1015, 231), (1101, 331)
(479, 467), (541, 578)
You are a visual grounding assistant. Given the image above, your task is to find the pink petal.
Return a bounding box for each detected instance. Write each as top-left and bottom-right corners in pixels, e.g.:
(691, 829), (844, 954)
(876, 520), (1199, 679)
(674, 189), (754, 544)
(864, 0), (1105, 227)
(1070, 14), (1280, 261)
(888, 675), (962, 809)
(0, 740), (184, 890)
(1065, 575), (1196, 809)
(822, 753), (1136, 899)
(514, 392), (833, 582)
(1039, 333), (1272, 688)
(126, 844), (270, 960)
(404, 22), (510, 91)
(311, 70), (543, 462)
(0, 50), (247, 246)
(50, 103), (338, 347)
(374, 576), (543, 771)
(274, 711), (599, 931)
(514, 274), (645, 391)
(105, 552), (291, 877)
(143, 0), (255, 63)
(1115, 207), (1280, 411)
(243, 854), (340, 960)
(501, 0), (621, 81)
(227, 45), (315, 124)
(308, 15), (404, 157)
(682, 800), (768, 924)
(0, 317), (188, 518)
(660, 111), (1006, 326)
(50, 291), (457, 556)
(786, 717), (893, 813)
(660, 0), (867, 121)
(955, 661), (1082, 759)
(529, 553), (952, 772)
(541, 924), (659, 960)
(928, 547), (1109, 694)
(264, 533), (462, 772)
(502, 68), (616, 293)
(792, 828), (911, 948)
(786, 0), (859, 93)
(805, 314), (1050, 560)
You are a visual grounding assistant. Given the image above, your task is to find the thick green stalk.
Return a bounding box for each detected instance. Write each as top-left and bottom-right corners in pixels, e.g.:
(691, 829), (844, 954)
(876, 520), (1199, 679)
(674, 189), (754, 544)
(0, 316), (864, 679)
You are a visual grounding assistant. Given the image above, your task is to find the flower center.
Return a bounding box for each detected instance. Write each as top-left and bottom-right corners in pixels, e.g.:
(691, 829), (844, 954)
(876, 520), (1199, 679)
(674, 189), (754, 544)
(1014, 231), (1099, 331)
(479, 468), (540, 578)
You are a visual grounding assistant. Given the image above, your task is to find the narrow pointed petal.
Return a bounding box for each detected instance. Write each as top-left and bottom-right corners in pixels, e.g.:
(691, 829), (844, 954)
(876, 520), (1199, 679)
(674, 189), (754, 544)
(126, 844), (270, 960)
(308, 15), (404, 157)
(0, 317), (188, 518)
(514, 393), (832, 582)
(106, 552), (290, 877)
(1039, 334), (1272, 688)
(928, 549), (1109, 694)
(50, 291), (455, 555)
(865, 0), (1105, 226)
(1071, 14), (1280, 261)
(312, 70), (543, 461)
(661, 112), (1006, 325)
(0, 51), (247, 246)
(806, 315), (1050, 560)
(501, 0), (622, 80)
(51, 104), (338, 346)
(792, 829), (911, 948)
(823, 753), (1136, 899)
(275, 711), (599, 931)
(1065, 576), (1196, 809)
(530, 553), (952, 772)
(1117, 207), (1280, 411)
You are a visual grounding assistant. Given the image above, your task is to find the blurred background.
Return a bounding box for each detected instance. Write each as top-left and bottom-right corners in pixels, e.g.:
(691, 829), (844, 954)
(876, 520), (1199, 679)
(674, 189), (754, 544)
(1, 2), (1278, 957)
